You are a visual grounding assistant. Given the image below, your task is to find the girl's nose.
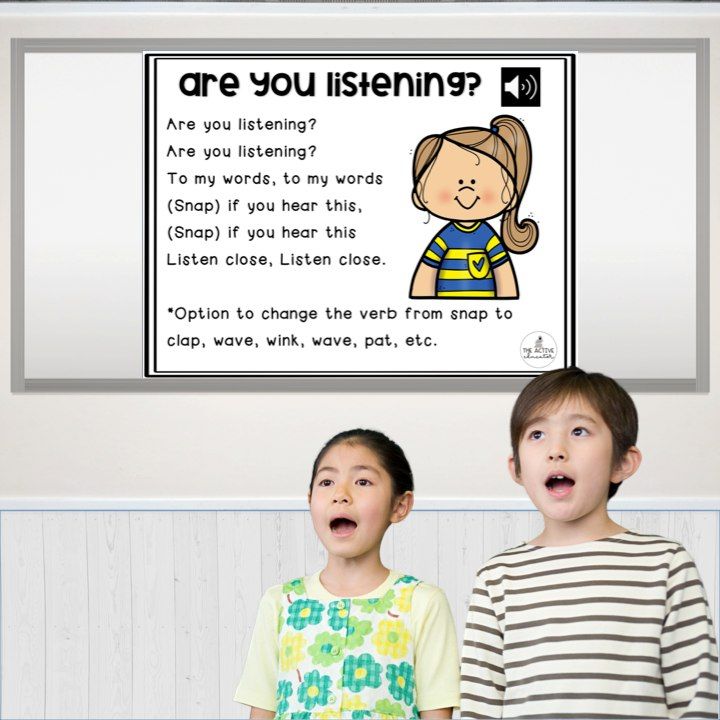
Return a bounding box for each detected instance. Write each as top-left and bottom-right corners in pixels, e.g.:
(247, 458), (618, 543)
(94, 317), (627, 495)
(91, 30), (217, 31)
(332, 485), (351, 503)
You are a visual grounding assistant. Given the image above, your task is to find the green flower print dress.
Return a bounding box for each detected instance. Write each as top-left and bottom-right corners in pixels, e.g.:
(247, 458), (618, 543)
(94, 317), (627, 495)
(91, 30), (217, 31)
(275, 575), (422, 719)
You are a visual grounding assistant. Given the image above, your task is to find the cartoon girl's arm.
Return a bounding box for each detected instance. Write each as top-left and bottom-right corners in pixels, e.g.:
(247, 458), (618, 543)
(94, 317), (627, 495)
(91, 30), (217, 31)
(410, 262), (438, 297)
(494, 260), (518, 299)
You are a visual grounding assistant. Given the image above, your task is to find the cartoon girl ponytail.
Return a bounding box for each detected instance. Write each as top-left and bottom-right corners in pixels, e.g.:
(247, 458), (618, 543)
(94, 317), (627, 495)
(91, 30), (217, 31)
(492, 115), (538, 253)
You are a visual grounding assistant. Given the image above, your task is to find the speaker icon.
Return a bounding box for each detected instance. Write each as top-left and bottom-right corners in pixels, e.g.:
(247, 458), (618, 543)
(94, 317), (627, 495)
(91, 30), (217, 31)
(501, 68), (541, 107)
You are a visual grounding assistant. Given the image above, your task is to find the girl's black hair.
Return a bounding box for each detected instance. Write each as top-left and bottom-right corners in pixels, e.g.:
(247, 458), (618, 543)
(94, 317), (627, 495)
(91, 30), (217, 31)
(309, 429), (414, 496)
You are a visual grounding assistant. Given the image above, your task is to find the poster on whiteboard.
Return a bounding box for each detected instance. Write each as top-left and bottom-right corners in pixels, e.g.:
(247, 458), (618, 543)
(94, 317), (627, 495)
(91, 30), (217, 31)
(144, 52), (575, 377)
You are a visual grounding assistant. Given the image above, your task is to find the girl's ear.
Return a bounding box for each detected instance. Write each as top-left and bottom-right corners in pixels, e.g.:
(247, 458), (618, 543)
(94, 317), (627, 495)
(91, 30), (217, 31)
(390, 491), (414, 524)
(412, 189), (425, 210)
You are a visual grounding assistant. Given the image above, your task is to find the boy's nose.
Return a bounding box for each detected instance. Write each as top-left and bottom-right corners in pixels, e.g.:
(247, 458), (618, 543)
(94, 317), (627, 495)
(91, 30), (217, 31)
(548, 449), (566, 461)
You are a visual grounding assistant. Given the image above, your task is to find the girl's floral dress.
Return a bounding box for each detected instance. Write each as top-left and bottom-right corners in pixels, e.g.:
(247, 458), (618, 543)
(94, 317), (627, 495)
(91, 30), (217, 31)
(275, 575), (421, 719)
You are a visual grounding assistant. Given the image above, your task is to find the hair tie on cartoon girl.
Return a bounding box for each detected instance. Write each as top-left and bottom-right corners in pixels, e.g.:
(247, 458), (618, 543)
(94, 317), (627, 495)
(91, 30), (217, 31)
(409, 115), (538, 299)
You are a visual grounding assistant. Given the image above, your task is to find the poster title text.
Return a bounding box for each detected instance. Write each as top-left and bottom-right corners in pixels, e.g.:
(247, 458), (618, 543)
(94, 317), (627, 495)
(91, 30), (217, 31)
(177, 70), (483, 98)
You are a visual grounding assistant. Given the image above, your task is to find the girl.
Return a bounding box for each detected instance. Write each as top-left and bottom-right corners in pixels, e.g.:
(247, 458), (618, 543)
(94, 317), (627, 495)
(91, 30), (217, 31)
(410, 115), (538, 299)
(234, 429), (459, 719)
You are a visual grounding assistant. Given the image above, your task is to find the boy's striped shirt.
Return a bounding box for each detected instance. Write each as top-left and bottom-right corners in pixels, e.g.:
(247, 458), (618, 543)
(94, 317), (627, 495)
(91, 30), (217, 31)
(461, 531), (718, 719)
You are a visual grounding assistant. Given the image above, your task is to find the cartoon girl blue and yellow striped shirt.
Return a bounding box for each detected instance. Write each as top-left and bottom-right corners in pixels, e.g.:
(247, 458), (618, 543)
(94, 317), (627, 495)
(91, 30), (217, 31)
(420, 221), (509, 297)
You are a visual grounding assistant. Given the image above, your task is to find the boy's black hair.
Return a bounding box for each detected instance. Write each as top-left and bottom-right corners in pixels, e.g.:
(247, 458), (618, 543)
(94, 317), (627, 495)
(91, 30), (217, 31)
(511, 367), (638, 499)
(309, 429), (414, 496)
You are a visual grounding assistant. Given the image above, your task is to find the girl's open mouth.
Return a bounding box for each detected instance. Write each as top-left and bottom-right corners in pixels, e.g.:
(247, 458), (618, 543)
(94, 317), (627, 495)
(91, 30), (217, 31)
(545, 474), (575, 498)
(330, 517), (358, 537)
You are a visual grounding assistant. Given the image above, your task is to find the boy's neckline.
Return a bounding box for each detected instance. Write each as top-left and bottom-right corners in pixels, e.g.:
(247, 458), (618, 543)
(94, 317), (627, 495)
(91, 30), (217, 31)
(525, 530), (632, 549)
(308, 568), (400, 600)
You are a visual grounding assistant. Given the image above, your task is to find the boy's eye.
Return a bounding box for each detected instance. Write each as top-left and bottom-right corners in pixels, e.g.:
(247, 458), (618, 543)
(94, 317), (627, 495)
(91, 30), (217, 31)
(572, 427), (589, 437)
(528, 429), (544, 440)
(356, 478), (371, 487)
(317, 478), (333, 487)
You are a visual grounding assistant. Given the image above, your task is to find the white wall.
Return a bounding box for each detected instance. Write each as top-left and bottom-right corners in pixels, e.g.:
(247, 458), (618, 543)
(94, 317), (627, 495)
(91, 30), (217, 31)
(1, 4), (719, 500)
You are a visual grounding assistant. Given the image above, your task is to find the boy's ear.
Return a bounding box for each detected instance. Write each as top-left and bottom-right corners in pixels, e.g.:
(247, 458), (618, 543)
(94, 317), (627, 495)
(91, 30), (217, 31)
(611, 446), (642, 486)
(390, 491), (414, 524)
(307, 490), (312, 505)
(508, 455), (523, 486)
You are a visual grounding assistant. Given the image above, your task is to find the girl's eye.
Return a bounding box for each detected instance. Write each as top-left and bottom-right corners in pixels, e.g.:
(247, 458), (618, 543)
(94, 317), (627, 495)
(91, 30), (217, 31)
(471, 179), (476, 184)
(458, 179), (463, 184)
(572, 427), (589, 437)
(356, 478), (371, 487)
(317, 479), (333, 487)
(529, 429), (544, 440)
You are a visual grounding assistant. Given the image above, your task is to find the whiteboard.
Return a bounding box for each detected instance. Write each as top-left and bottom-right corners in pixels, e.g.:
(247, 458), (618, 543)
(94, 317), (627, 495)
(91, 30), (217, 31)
(13, 36), (706, 391)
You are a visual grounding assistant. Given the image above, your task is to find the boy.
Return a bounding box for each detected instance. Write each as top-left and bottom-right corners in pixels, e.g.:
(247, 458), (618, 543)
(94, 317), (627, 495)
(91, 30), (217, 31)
(461, 367), (718, 719)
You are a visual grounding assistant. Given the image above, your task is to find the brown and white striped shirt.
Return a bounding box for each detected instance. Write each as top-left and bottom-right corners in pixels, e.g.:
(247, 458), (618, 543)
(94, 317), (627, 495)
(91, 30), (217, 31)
(461, 531), (718, 718)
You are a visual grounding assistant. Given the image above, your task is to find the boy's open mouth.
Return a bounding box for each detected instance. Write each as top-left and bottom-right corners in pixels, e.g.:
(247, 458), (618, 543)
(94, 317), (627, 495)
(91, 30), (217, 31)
(330, 516), (358, 537)
(545, 474), (575, 498)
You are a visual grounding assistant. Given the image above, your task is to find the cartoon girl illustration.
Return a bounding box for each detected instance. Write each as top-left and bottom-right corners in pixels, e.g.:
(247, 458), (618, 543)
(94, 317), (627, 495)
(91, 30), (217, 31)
(410, 115), (538, 298)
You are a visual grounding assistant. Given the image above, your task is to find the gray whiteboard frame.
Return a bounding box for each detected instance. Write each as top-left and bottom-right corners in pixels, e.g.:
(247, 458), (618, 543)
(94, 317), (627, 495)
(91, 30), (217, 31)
(11, 37), (709, 393)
